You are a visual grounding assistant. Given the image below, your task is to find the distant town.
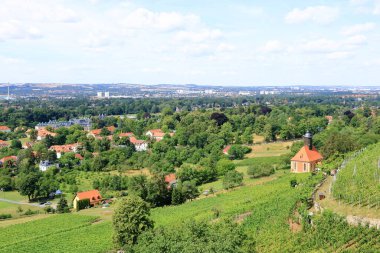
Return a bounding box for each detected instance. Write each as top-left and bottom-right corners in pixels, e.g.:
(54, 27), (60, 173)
(0, 83), (379, 100)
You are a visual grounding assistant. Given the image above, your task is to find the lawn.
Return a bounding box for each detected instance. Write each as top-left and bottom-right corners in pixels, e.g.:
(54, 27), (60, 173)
(0, 201), (43, 219)
(0, 191), (27, 202)
(245, 140), (294, 158)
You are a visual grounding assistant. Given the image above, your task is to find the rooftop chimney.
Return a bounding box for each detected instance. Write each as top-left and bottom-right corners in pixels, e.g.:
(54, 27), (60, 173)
(303, 131), (313, 150)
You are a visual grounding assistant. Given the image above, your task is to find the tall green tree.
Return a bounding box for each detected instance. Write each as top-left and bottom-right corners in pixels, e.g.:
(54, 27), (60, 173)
(113, 196), (153, 249)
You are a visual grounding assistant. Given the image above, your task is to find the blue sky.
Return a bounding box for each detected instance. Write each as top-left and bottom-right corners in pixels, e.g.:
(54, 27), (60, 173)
(0, 0), (379, 86)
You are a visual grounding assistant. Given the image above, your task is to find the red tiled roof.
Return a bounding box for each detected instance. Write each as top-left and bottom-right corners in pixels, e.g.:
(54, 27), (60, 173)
(50, 143), (79, 153)
(0, 126), (10, 131)
(291, 146), (323, 162)
(129, 136), (145, 145)
(107, 126), (116, 133)
(119, 132), (134, 137)
(0, 140), (9, 147)
(76, 190), (102, 203)
(75, 153), (84, 160)
(90, 126), (116, 136)
(148, 129), (166, 137)
(165, 173), (176, 184)
(38, 128), (57, 137)
(223, 145), (231, 154)
(89, 129), (101, 136)
(0, 155), (17, 164)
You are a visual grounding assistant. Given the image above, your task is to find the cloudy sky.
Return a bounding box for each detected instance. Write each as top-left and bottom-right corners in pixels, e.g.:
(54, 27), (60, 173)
(0, 0), (379, 86)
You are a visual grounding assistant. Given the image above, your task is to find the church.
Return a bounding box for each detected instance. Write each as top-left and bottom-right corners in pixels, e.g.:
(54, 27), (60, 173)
(291, 131), (323, 173)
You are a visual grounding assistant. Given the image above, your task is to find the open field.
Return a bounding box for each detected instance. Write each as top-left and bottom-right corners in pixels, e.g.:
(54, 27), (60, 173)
(0, 201), (43, 219)
(0, 191), (28, 202)
(246, 140), (294, 158)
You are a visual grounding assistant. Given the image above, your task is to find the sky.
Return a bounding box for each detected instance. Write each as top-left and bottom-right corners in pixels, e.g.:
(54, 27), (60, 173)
(0, 0), (379, 86)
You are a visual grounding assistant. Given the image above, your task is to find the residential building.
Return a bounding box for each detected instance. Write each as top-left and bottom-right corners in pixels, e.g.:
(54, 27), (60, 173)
(73, 190), (102, 210)
(0, 126), (11, 133)
(37, 128), (57, 141)
(49, 143), (80, 158)
(39, 160), (57, 172)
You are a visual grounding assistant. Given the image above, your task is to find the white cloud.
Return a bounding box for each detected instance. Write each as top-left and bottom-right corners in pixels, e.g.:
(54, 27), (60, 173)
(345, 35), (367, 46)
(216, 43), (235, 52)
(122, 8), (200, 32)
(285, 6), (339, 24)
(326, 51), (353, 59)
(259, 40), (285, 53)
(0, 21), (42, 41)
(374, 0), (380, 14)
(175, 29), (222, 43)
(341, 22), (376, 35)
(0, 1), (80, 23)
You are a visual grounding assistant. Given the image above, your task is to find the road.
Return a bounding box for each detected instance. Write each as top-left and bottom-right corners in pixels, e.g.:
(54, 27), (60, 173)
(0, 198), (40, 207)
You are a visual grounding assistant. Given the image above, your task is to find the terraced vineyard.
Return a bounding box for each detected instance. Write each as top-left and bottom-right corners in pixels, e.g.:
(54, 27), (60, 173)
(1, 172), (379, 252)
(332, 143), (380, 208)
(0, 214), (113, 253)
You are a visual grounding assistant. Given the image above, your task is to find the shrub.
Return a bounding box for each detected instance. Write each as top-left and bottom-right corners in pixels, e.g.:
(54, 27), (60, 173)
(247, 165), (275, 178)
(0, 214), (12, 220)
(223, 170), (243, 189)
(216, 159), (236, 176)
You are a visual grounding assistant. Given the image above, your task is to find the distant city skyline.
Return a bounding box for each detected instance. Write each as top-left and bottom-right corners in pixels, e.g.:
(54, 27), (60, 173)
(0, 0), (379, 86)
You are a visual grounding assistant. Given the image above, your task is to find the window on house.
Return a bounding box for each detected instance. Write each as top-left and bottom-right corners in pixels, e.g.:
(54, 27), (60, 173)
(303, 163), (307, 171)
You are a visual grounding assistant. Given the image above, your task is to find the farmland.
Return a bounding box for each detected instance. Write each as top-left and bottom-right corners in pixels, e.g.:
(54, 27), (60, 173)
(333, 143), (380, 208)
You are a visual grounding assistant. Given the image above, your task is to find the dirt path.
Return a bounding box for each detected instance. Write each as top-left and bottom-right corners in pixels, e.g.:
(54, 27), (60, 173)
(0, 198), (40, 207)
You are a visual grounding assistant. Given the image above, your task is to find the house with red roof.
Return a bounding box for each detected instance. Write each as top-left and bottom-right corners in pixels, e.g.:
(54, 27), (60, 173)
(119, 132), (134, 138)
(0, 156), (17, 167)
(223, 145), (231, 155)
(0, 126), (11, 133)
(145, 129), (174, 142)
(73, 189), (102, 210)
(37, 128), (57, 141)
(129, 136), (148, 151)
(49, 143), (80, 158)
(325, 116), (333, 125)
(291, 131), (323, 173)
(165, 173), (177, 189)
(0, 140), (9, 148)
(87, 126), (116, 139)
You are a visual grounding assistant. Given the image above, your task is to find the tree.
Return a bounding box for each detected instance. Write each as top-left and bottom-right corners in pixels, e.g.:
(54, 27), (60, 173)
(16, 172), (41, 201)
(29, 129), (38, 142)
(0, 175), (13, 191)
(216, 159), (236, 176)
(223, 170), (243, 189)
(10, 139), (22, 149)
(210, 112), (228, 126)
(229, 145), (251, 160)
(113, 196), (153, 249)
(56, 196), (70, 213)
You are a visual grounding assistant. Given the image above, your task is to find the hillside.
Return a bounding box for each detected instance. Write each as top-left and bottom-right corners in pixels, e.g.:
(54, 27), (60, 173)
(333, 143), (380, 208)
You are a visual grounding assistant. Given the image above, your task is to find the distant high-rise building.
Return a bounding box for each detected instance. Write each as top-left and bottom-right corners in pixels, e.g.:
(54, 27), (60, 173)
(104, 91), (110, 98)
(97, 92), (103, 97)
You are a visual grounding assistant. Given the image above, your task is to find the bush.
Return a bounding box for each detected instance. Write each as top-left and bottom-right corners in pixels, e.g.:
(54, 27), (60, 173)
(222, 170), (243, 189)
(247, 165), (275, 178)
(24, 209), (39, 216)
(228, 145), (251, 160)
(76, 199), (91, 211)
(216, 159), (236, 176)
(0, 214), (12, 220)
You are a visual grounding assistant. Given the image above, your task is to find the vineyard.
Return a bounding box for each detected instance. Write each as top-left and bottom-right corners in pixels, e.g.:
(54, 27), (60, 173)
(332, 143), (380, 208)
(1, 171), (380, 252)
(0, 214), (113, 253)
